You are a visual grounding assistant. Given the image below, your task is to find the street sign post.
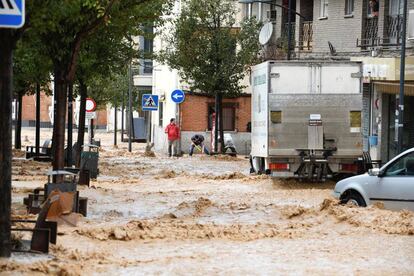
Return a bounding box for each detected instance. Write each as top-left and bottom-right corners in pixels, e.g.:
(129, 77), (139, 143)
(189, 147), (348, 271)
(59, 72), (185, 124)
(85, 98), (97, 144)
(86, 98), (97, 112)
(142, 94), (159, 111)
(0, 0), (25, 28)
(171, 89), (185, 155)
(171, 89), (185, 104)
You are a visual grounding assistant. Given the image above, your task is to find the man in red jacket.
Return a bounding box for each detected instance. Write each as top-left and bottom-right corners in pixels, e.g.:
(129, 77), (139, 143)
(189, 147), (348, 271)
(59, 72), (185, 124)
(165, 118), (180, 157)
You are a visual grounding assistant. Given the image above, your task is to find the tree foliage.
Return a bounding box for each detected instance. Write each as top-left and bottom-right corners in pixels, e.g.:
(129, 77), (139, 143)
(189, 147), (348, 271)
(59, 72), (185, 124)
(160, 0), (261, 96)
(23, 0), (171, 170)
(13, 34), (52, 96)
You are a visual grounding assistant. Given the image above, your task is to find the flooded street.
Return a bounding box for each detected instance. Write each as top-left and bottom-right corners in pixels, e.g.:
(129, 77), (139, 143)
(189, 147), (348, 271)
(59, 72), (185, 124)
(2, 130), (414, 275)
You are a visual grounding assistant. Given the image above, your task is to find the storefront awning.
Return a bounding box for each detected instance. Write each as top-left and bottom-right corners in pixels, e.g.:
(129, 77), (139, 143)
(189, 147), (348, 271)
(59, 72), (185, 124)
(374, 81), (414, 96)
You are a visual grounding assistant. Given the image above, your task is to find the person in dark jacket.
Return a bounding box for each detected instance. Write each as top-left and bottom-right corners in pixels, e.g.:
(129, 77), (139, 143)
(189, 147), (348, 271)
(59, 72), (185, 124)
(189, 134), (210, 156)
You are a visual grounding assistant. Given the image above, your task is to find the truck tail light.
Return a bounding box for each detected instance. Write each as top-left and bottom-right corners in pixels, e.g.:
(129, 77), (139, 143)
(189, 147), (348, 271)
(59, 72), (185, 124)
(269, 163), (289, 171)
(340, 163), (358, 173)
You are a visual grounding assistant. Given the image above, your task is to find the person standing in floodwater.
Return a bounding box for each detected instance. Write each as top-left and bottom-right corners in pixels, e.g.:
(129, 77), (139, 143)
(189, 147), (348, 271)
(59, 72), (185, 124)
(165, 118), (180, 157)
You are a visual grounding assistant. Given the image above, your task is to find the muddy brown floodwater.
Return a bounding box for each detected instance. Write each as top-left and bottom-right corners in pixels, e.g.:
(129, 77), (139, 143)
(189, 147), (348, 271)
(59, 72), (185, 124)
(2, 130), (414, 275)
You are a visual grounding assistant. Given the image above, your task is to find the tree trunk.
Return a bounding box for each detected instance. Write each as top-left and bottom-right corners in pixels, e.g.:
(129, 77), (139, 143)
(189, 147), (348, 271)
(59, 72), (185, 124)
(218, 93), (225, 154)
(0, 31), (14, 258)
(52, 67), (67, 173)
(35, 83), (41, 156)
(114, 105), (117, 146)
(121, 90), (125, 142)
(214, 93), (219, 153)
(14, 93), (22, 150)
(67, 83), (73, 167)
(76, 81), (87, 168)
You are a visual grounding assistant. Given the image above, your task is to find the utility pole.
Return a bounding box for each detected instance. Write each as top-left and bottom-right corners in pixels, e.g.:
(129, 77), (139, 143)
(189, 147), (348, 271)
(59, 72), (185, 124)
(287, 0), (292, 60)
(398, 0), (408, 153)
(128, 62), (133, 152)
(121, 90), (125, 142)
(114, 106), (117, 146)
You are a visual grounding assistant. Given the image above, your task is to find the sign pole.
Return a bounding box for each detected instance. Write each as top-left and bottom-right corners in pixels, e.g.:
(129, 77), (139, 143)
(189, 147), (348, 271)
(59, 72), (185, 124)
(128, 62), (132, 152)
(88, 118), (92, 144)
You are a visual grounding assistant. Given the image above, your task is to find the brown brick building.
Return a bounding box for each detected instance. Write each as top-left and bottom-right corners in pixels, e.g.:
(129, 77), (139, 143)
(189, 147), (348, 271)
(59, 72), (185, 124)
(20, 92), (108, 128)
(180, 93), (251, 132)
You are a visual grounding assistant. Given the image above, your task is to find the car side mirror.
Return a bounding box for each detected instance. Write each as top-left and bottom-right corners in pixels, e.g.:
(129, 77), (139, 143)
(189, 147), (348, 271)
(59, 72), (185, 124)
(368, 168), (382, 177)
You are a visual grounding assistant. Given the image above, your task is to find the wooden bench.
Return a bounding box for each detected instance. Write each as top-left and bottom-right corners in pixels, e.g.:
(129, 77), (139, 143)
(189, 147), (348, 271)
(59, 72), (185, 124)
(23, 170), (88, 217)
(26, 139), (52, 161)
(12, 194), (59, 253)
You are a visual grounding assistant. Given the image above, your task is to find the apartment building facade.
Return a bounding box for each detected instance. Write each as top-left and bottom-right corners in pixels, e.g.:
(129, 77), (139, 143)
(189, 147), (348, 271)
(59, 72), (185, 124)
(243, 0), (414, 163)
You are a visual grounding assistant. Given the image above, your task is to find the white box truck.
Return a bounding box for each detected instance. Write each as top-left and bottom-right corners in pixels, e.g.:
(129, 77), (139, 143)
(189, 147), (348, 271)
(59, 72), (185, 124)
(250, 60), (364, 181)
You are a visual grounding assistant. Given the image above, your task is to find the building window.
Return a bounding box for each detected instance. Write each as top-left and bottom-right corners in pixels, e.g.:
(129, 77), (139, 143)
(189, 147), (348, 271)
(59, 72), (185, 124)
(389, 0), (403, 15)
(345, 0), (354, 15)
(143, 60), (153, 74)
(320, 0), (329, 17)
(208, 103), (236, 131)
(367, 0), (379, 17)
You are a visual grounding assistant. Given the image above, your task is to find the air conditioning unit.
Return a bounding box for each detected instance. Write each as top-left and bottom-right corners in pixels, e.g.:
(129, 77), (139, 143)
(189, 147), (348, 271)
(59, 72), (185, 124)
(266, 10), (277, 22)
(408, 10), (414, 40)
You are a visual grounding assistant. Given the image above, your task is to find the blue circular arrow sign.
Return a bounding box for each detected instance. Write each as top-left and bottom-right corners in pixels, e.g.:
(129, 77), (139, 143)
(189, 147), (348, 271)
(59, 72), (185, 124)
(171, 89), (185, 104)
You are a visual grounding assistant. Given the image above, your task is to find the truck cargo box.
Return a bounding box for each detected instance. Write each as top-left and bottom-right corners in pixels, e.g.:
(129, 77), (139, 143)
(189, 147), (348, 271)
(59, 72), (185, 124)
(250, 61), (364, 181)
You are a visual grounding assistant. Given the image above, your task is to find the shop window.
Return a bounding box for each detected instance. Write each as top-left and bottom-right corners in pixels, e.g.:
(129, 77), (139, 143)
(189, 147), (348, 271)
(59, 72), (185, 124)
(270, 111), (282, 124)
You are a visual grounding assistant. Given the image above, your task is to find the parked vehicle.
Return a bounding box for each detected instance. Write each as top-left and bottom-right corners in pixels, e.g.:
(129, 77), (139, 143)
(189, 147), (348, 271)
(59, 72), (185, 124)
(250, 61), (364, 181)
(333, 147), (414, 211)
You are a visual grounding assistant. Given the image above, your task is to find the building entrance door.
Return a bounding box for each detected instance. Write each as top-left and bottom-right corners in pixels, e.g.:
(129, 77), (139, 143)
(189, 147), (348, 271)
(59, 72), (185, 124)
(386, 94), (414, 160)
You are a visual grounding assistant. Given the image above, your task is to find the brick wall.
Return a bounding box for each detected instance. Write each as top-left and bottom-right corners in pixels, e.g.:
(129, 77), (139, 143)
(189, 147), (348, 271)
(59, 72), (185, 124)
(22, 92), (53, 123)
(21, 93), (108, 127)
(94, 109), (108, 127)
(180, 94), (251, 132)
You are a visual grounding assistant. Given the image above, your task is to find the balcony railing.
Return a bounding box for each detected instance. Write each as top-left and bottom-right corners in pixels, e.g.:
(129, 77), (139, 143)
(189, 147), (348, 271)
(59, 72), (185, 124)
(358, 17), (379, 47)
(384, 15), (403, 45)
(299, 21), (313, 51)
(357, 15), (403, 48)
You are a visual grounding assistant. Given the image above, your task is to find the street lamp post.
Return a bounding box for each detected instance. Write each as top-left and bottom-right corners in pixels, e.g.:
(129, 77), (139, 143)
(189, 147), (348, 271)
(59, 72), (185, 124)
(397, 0), (408, 154)
(287, 0), (292, 60)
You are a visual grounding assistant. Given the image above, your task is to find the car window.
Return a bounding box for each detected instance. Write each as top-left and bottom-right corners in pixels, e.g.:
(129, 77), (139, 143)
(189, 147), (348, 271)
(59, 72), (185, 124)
(384, 152), (414, 176)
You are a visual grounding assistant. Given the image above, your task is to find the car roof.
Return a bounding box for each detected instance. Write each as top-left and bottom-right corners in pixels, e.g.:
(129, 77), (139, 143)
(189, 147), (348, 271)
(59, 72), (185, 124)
(382, 147), (414, 169)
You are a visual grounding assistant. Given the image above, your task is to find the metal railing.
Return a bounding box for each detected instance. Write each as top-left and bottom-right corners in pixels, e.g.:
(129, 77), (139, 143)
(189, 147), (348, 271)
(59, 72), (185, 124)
(357, 15), (403, 47)
(299, 21), (313, 51)
(384, 14), (403, 45)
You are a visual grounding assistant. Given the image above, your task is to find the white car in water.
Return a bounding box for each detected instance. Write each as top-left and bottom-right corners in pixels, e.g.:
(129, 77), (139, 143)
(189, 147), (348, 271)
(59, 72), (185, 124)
(333, 147), (414, 211)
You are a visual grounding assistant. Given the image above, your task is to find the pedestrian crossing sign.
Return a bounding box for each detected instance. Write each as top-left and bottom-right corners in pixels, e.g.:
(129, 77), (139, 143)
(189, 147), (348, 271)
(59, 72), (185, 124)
(0, 0), (25, 28)
(142, 94), (159, 111)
